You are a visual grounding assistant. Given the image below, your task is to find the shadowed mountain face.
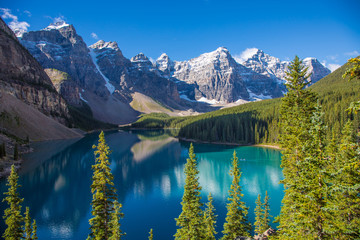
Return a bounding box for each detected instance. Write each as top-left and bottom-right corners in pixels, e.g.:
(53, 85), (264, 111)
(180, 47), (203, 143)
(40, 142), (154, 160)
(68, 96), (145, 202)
(0, 17), (82, 141)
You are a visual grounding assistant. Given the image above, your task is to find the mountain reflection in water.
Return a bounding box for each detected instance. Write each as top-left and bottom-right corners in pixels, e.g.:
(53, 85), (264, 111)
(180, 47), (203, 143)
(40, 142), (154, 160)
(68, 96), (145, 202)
(0, 130), (283, 240)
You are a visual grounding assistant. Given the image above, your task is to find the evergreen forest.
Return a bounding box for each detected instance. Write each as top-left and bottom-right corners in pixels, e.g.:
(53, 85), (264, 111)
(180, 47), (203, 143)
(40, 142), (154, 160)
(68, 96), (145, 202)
(2, 57), (360, 239)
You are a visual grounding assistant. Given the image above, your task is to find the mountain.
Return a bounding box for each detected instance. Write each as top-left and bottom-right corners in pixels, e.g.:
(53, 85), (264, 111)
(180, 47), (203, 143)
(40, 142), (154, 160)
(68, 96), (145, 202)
(18, 20), (331, 124)
(0, 17), (82, 141)
(133, 61), (359, 146)
(20, 22), (142, 124)
(239, 48), (330, 85)
(156, 47), (285, 103)
(20, 21), (109, 100)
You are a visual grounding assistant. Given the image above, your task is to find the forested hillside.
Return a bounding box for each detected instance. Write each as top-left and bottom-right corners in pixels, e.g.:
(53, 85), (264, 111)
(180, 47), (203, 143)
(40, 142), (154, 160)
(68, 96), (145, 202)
(131, 62), (360, 144)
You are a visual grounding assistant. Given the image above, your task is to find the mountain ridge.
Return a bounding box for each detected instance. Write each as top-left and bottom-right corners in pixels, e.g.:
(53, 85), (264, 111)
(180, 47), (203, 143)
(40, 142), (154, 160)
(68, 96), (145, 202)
(18, 20), (331, 124)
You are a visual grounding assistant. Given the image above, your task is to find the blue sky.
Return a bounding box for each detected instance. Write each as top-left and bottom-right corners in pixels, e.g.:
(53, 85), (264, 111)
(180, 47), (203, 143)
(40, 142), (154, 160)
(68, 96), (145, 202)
(1, 0), (360, 71)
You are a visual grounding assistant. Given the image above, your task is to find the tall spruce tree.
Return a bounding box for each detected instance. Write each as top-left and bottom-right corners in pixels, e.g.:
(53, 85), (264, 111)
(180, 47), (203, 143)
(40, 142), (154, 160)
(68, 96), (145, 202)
(277, 56), (318, 238)
(221, 151), (251, 240)
(254, 194), (264, 236)
(109, 201), (125, 240)
(204, 192), (217, 240)
(262, 191), (271, 233)
(343, 57), (360, 114)
(2, 165), (24, 239)
(295, 103), (329, 239)
(148, 228), (153, 240)
(325, 121), (360, 238)
(88, 131), (119, 240)
(174, 143), (205, 240)
(24, 207), (33, 240)
(32, 220), (38, 240)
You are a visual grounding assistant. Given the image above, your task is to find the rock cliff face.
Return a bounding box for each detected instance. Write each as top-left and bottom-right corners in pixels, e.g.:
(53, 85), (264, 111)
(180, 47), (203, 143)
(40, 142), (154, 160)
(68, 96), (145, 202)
(155, 47), (285, 103)
(240, 48), (330, 85)
(21, 21), (109, 98)
(44, 68), (81, 106)
(18, 20), (331, 123)
(0, 17), (70, 124)
(303, 58), (331, 84)
(89, 41), (180, 106)
(88, 40), (132, 94)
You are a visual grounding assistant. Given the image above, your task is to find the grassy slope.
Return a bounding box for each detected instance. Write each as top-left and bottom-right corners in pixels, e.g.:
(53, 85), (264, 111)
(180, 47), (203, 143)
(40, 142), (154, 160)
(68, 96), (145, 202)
(131, 63), (360, 144)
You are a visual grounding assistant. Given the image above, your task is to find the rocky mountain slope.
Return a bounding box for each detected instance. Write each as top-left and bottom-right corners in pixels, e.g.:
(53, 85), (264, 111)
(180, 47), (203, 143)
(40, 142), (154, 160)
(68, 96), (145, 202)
(0, 17), (82, 141)
(239, 48), (331, 84)
(18, 20), (331, 124)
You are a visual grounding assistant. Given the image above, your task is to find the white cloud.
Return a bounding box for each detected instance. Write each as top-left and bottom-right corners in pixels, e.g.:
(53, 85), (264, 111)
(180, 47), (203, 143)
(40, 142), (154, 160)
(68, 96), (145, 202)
(91, 32), (98, 39)
(0, 8), (30, 36)
(54, 15), (66, 23)
(344, 50), (360, 56)
(326, 55), (338, 61)
(327, 64), (341, 72)
(23, 10), (31, 17)
(234, 48), (259, 64)
(320, 60), (340, 72)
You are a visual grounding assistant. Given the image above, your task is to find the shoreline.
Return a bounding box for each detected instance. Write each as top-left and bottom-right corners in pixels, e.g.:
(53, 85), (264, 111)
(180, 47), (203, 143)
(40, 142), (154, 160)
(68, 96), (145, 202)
(178, 137), (282, 149)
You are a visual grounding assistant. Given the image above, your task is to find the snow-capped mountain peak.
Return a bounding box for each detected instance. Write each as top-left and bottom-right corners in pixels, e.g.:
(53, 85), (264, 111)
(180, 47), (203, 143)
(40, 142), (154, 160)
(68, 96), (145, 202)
(156, 53), (174, 74)
(131, 53), (150, 63)
(44, 21), (70, 31)
(157, 53), (169, 60)
(89, 40), (119, 51)
(215, 46), (229, 53)
(303, 57), (317, 62)
(13, 28), (27, 38)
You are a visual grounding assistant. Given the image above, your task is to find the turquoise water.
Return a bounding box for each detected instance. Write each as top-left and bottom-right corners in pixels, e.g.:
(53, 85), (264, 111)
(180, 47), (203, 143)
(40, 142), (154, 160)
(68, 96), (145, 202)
(0, 130), (283, 239)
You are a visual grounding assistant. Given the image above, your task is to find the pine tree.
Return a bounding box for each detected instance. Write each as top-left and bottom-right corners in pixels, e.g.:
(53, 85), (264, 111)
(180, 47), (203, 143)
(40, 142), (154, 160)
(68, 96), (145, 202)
(277, 56), (318, 238)
(14, 143), (19, 161)
(294, 103), (329, 239)
(88, 131), (118, 240)
(325, 121), (360, 238)
(2, 165), (24, 239)
(262, 191), (271, 233)
(24, 207), (33, 240)
(343, 57), (360, 114)
(31, 220), (38, 240)
(174, 143), (205, 240)
(204, 192), (217, 240)
(221, 151), (251, 240)
(148, 228), (153, 240)
(254, 194), (263, 236)
(109, 201), (125, 240)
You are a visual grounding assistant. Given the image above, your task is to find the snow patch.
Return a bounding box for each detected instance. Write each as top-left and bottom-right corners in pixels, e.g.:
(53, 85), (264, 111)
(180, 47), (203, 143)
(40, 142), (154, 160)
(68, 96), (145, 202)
(180, 94), (196, 102)
(303, 57), (316, 62)
(44, 21), (69, 30)
(248, 90), (272, 101)
(197, 97), (220, 105)
(89, 49), (115, 94)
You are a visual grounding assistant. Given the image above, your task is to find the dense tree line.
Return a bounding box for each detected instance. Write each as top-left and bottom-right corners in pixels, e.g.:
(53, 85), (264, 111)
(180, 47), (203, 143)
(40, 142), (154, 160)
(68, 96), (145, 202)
(276, 56), (360, 239)
(132, 61), (360, 145)
(3, 57), (359, 239)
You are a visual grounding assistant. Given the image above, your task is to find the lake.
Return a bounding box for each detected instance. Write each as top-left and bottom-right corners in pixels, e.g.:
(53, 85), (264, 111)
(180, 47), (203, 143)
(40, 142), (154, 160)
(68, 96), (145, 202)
(0, 130), (283, 239)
